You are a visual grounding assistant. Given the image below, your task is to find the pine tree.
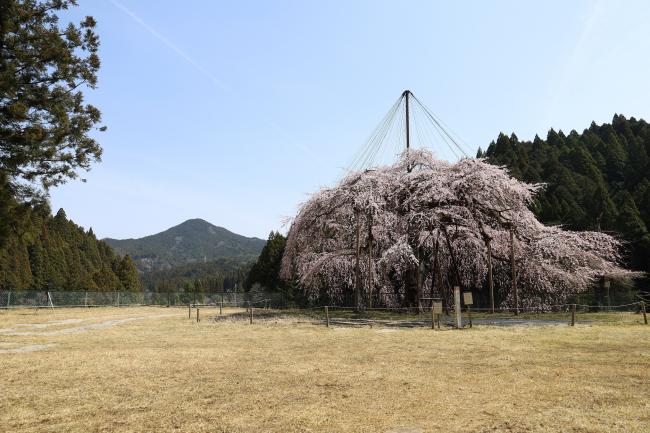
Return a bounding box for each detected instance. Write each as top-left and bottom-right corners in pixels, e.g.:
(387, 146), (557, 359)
(117, 255), (140, 291)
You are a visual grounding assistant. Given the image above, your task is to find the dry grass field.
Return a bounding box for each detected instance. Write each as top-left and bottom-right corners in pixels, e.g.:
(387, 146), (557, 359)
(1, 306), (648, 433)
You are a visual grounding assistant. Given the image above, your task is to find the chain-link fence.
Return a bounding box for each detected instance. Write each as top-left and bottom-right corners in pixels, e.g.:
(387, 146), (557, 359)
(0, 290), (288, 309)
(2, 290), (647, 329)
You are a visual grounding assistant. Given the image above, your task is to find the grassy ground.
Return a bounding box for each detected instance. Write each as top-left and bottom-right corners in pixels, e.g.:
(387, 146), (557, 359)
(0, 306), (648, 433)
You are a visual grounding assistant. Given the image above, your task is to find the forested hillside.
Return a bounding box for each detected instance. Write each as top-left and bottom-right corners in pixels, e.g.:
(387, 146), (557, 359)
(480, 114), (650, 277)
(105, 218), (265, 272)
(141, 258), (251, 293)
(0, 201), (139, 292)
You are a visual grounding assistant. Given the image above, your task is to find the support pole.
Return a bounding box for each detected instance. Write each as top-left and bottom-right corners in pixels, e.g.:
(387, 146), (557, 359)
(404, 90), (411, 172)
(85, 291), (88, 308)
(367, 214), (374, 308)
(249, 307), (253, 324)
(486, 239), (494, 313)
(7, 290), (11, 308)
(325, 306), (330, 328)
(431, 304), (435, 330)
(354, 213), (362, 312)
(188, 303), (191, 319)
(454, 286), (462, 329)
(642, 301), (647, 325)
(196, 308), (200, 323)
(510, 229), (519, 316)
(220, 300), (223, 315)
(117, 291), (120, 308)
(570, 304), (576, 326)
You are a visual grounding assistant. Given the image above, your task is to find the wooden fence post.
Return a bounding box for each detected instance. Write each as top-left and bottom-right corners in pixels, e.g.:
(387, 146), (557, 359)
(325, 306), (330, 328)
(249, 307), (253, 324)
(188, 303), (191, 319)
(642, 301), (647, 325)
(84, 291), (88, 308)
(220, 300), (223, 315)
(570, 304), (576, 326)
(196, 308), (200, 323)
(431, 305), (435, 330)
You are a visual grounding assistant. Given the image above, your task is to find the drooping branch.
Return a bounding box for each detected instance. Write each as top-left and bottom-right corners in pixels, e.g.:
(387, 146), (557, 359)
(281, 149), (638, 309)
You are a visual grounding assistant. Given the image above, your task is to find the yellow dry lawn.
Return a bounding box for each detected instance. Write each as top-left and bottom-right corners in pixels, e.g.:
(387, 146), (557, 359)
(0, 307), (648, 433)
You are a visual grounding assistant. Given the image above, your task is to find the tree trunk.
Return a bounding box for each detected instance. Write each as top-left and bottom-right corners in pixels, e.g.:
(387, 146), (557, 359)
(443, 227), (462, 289)
(430, 235), (439, 298)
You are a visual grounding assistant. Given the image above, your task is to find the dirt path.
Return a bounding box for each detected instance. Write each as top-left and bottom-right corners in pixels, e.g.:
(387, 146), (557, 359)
(0, 343), (57, 353)
(0, 313), (176, 337)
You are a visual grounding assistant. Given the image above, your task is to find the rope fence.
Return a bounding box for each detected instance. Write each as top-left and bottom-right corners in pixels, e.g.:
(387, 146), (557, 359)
(194, 301), (648, 328)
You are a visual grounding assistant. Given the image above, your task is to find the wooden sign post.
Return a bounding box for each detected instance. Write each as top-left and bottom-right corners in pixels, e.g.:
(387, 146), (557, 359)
(463, 292), (473, 328)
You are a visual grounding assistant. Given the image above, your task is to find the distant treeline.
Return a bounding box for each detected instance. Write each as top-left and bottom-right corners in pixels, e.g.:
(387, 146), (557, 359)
(142, 258), (251, 293)
(480, 114), (650, 279)
(0, 199), (140, 291)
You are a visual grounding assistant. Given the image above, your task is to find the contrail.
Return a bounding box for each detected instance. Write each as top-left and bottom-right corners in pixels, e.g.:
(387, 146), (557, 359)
(109, 0), (322, 162)
(110, 0), (231, 94)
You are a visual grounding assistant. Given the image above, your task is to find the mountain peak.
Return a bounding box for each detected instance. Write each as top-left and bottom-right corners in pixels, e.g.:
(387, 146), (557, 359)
(104, 219), (265, 272)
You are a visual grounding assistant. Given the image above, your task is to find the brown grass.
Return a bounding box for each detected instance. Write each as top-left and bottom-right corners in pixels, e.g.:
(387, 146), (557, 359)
(0, 306), (648, 433)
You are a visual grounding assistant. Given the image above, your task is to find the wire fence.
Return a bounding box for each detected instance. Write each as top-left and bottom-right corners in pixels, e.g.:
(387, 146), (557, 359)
(0, 290), (288, 309)
(202, 300), (649, 329)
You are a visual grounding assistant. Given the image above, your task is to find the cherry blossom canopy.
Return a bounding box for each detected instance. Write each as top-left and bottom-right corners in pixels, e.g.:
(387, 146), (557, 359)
(281, 150), (634, 310)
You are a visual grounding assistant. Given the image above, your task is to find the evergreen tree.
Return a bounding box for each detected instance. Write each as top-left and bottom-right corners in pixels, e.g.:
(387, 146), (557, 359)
(247, 231), (289, 293)
(484, 114), (650, 288)
(116, 255), (140, 291)
(0, 0), (104, 201)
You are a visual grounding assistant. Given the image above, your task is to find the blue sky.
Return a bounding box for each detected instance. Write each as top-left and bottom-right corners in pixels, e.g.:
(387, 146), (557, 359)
(50, 0), (650, 240)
